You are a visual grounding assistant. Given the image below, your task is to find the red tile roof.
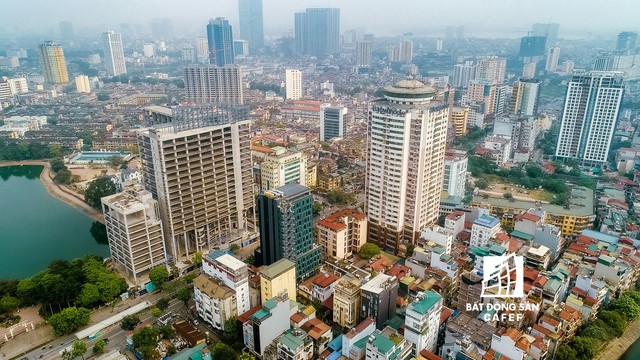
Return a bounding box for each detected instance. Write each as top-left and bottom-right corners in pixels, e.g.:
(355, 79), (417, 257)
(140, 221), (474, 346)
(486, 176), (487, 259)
(317, 208), (366, 232)
(419, 349), (444, 360)
(313, 273), (339, 288)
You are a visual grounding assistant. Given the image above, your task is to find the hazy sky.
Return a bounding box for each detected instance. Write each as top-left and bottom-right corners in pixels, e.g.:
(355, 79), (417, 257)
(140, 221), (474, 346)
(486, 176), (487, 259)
(3, 0), (638, 38)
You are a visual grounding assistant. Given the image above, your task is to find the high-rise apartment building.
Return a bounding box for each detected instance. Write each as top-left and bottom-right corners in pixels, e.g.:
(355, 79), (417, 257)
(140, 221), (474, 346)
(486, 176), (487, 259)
(399, 40), (413, 63)
(59, 21), (74, 39)
(519, 36), (547, 61)
(510, 78), (540, 116)
(333, 277), (362, 328)
(316, 208), (367, 259)
(450, 106), (469, 136)
(555, 71), (625, 167)
(356, 41), (372, 67)
(616, 31), (637, 54)
(453, 61), (476, 88)
(285, 69), (302, 100)
(75, 75), (91, 93)
(257, 184), (321, 280)
(38, 41), (69, 84)
(101, 183), (167, 285)
(522, 62), (536, 79)
(546, 46), (560, 72)
(207, 18), (235, 66)
(137, 107), (256, 262)
(404, 290), (443, 354)
(294, 8), (340, 56)
(102, 31), (127, 76)
(320, 105), (347, 141)
(258, 147), (307, 191)
(476, 56), (506, 84)
(361, 274), (399, 329)
(195, 37), (209, 63)
(183, 65), (244, 105)
(366, 78), (449, 253)
(238, 0), (264, 52)
(443, 149), (468, 198)
(531, 23), (559, 45)
(467, 80), (496, 116)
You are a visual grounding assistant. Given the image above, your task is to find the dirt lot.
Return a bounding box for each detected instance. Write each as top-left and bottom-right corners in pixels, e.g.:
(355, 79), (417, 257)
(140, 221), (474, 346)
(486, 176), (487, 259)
(479, 174), (554, 202)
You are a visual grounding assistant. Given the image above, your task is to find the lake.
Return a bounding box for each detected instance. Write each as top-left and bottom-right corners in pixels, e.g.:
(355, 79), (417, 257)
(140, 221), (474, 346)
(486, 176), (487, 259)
(621, 337), (640, 360)
(0, 165), (110, 279)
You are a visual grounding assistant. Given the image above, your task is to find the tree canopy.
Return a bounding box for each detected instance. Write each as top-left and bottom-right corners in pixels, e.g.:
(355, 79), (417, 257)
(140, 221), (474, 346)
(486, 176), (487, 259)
(120, 314), (140, 331)
(211, 343), (237, 360)
(149, 266), (170, 288)
(48, 307), (90, 336)
(358, 243), (381, 260)
(84, 177), (117, 209)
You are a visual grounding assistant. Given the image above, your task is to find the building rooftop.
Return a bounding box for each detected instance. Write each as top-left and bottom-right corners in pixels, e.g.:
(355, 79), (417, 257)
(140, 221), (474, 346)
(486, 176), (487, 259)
(193, 274), (234, 299)
(261, 259), (296, 280)
(472, 187), (595, 217)
(474, 215), (500, 228)
(361, 273), (396, 294)
(313, 273), (340, 288)
(214, 253), (247, 271)
(317, 208), (366, 232)
(265, 183), (310, 199)
(408, 290), (442, 315)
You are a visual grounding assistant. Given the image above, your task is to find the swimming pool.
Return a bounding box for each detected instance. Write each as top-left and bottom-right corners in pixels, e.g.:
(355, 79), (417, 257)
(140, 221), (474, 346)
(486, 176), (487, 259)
(69, 151), (132, 164)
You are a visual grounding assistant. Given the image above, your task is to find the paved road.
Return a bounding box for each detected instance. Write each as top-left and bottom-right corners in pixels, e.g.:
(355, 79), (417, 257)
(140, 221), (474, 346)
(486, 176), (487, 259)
(23, 298), (185, 360)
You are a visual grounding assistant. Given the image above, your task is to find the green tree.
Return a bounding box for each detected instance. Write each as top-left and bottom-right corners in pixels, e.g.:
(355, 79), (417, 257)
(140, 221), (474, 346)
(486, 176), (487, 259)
(599, 310), (627, 337)
(84, 177), (117, 209)
(555, 346), (578, 360)
(358, 243), (381, 260)
(192, 251), (203, 266)
(159, 324), (176, 339)
(151, 307), (162, 317)
(475, 178), (489, 189)
(0, 296), (20, 313)
(156, 298), (169, 311)
(312, 202), (323, 216)
(149, 266), (169, 288)
(211, 343), (238, 360)
(93, 339), (106, 354)
(97, 92), (109, 101)
(132, 326), (159, 359)
(120, 314), (140, 331)
(222, 317), (243, 347)
(176, 288), (192, 306)
(229, 244), (240, 254)
(54, 169), (73, 184)
(48, 307), (91, 336)
(569, 336), (599, 360)
(245, 255), (255, 265)
(90, 221), (108, 244)
(107, 155), (124, 169)
(76, 283), (101, 307)
(239, 353), (256, 360)
(503, 192), (513, 200)
(611, 294), (640, 320)
(405, 244), (415, 258)
(50, 158), (67, 173)
(72, 340), (87, 360)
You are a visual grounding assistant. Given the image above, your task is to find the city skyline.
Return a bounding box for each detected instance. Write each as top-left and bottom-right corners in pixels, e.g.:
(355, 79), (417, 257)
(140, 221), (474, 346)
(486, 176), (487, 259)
(2, 0), (638, 39)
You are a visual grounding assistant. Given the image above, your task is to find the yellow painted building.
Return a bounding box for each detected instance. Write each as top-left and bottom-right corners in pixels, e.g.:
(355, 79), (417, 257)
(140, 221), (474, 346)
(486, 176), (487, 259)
(333, 277), (361, 328)
(38, 41), (69, 84)
(450, 107), (469, 137)
(260, 259), (297, 304)
(471, 186), (595, 239)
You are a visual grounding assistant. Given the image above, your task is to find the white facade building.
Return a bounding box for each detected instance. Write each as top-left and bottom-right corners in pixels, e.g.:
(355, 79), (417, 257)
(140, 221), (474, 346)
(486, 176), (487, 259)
(258, 147), (307, 191)
(546, 46), (560, 72)
(285, 69), (302, 100)
(356, 41), (372, 67)
(404, 290), (443, 354)
(365, 78), (449, 252)
(420, 226), (454, 254)
(202, 252), (251, 315)
(555, 71), (624, 167)
(101, 184), (167, 285)
(443, 149), (468, 198)
(470, 215), (501, 247)
(102, 31), (127, 76)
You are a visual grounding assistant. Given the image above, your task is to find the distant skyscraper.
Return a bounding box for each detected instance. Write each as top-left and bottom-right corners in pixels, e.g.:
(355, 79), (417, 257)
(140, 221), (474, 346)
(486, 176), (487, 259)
(257, 184), (322, 280)
(294, 8), (340, 56)
(436, 38), (444, 51)
(443, 149), (468, 198)
(510, 78), (541, 116)
(102, 31), (127, 76)
(531, 23), (559, 45)
(207, 18), (235, 66)
(366, 78), (449, 252)
(356, 41), (372, 67)
(545, 46), (560, 72)
(38, 41), (69, 84)
(285, 69), (302, 100)
(453, 61), (476, 88)
(476, 56), (506, 84)
(519, 36), (547, 61)
(522, 62), (536, 79)
(59, 21), (74, 39)
(555, 71), (624, 167)
(137, 106), (255, 260)
(617, 31), (638, 54)
(399, 40), (413, 63)
(120, 23), (134, 40)
(151, 18), (173, 39)
(320, 105), (347, 141)
(143, 44), (155, 57)
(238, 0), (264, 52)
(183, 65), (244, 105)
(75, 75), (91, 93)
(195, 37), (209, 63)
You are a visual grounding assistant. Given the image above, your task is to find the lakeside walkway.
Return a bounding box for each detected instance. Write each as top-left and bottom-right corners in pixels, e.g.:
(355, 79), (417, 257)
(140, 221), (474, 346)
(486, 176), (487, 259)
(0, 160), (103, 223)
(595, 316), (640, 360)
